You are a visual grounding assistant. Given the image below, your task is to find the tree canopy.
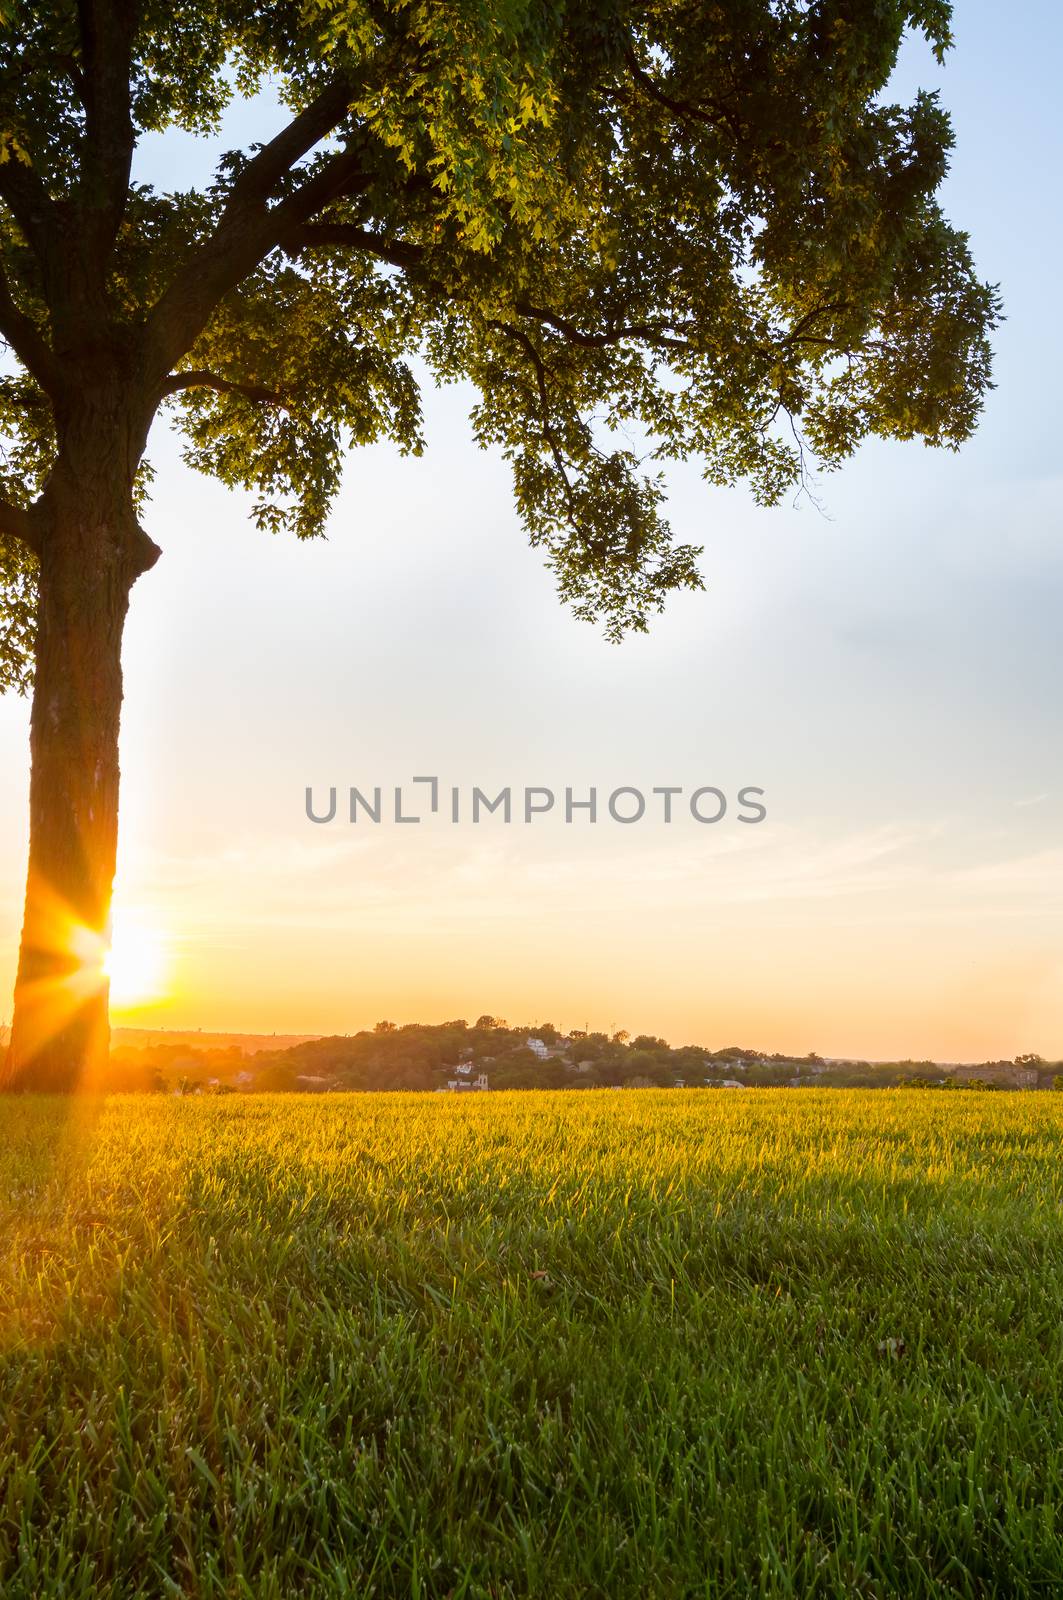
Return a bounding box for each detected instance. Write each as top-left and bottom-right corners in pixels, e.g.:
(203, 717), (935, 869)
(0, 0), (998, 679)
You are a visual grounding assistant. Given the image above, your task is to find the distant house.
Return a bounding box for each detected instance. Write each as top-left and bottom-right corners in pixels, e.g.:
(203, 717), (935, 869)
(673, 1078), (686, 1088)
(939, 1062), (1039, 1089)
(442, 1072), (488, 1092)
(526, 1037), (549, 1059)
(720, 1080), (747, 1090)
(985, 1063), (1038, 1089)
(455, 1062), (472, 1076)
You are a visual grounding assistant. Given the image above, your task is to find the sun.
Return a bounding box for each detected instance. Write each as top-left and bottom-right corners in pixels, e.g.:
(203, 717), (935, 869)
(103, 912), (169, 1009)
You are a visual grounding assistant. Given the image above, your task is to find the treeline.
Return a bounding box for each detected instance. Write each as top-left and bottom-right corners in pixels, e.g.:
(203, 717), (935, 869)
(99, 1020), (1063, 1094)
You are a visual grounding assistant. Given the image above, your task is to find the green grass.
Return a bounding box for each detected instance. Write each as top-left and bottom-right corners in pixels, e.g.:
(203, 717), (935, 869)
(2, 1090), (1063, 1598)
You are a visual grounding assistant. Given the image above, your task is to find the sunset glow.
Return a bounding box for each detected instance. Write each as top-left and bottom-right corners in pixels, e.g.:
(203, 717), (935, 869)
(103, 913), (169, 1010)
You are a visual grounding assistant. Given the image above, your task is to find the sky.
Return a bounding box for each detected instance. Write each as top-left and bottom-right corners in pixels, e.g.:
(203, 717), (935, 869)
(1, 2), (1061, 1061)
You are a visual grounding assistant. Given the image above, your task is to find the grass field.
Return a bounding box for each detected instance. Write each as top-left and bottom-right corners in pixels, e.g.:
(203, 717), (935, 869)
(2, 1089), (1063, 1598)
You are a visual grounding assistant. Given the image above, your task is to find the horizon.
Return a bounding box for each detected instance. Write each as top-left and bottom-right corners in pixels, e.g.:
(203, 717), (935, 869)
(12, 1019), (1050, 1070)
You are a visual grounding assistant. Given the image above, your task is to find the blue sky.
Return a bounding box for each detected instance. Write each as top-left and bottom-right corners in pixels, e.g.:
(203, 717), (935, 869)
(1, 2), (1060, 1057)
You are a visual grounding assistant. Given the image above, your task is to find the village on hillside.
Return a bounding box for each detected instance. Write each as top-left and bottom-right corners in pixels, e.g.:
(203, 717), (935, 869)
(2, 1019), (1052, 1096)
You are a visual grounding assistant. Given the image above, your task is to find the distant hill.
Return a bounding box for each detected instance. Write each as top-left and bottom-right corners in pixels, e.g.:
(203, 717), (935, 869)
(1, 1019), (1053, 1093)
(106, 1021), (1062, 1095)
(111, 1028), (321, 1055)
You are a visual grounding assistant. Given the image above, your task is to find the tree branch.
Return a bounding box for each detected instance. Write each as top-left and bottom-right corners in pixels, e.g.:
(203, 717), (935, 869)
(513, 299), (695, 353)
(287, 227), (704, 361)
(142, 80), (364, 380)
(75, 0), (138, 250)
(222, 78), (358, 213)
(621, 49), (743, 142)
(0, 261), (61, 395)
(0, 160), (58, 266)
(0, 497), (39, 553)
(777, 300), (851, 345)
(160, 370), (291, 407)
(283, 223), (425, 273)
(487, 318), (582, 524)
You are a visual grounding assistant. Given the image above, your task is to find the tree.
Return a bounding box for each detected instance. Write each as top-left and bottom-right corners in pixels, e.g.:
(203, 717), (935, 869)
(0, 1), (996, 1090)
(623, 1049), (662, 1082)
(253, 1060), (299, 1093)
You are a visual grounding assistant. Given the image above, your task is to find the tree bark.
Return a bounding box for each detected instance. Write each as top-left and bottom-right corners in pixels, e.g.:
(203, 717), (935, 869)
(3, 453), (159, 1092)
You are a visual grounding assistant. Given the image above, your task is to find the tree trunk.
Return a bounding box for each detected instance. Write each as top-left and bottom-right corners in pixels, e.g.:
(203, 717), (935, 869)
(3, 459), (159, 1092)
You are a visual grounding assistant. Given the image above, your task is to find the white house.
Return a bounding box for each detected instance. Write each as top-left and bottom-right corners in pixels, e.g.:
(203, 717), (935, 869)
(526, 1037), (549, 1059)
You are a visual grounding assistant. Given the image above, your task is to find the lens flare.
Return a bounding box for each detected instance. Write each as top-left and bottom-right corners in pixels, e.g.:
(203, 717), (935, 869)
(103, 911), (168, 1009)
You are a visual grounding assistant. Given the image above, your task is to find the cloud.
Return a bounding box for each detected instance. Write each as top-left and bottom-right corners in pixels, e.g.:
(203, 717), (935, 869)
(950, 847), (1063, 900)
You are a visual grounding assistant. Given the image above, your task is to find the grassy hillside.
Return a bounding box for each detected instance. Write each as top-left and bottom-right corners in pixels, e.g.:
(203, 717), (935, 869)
(2, 1090), (1062, 1597)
